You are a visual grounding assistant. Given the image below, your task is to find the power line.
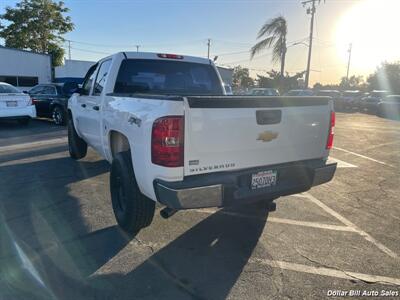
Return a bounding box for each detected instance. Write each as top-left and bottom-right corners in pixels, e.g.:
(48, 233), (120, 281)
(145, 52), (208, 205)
(63, 46), (111, 55)
(223, 52), (273, 65)
(214, 50), (249, 56)
(212, 39), (254, 47)
(64, 38), (206, 49)
(64, 39), (133, 48)
(220, 39), (310, 65)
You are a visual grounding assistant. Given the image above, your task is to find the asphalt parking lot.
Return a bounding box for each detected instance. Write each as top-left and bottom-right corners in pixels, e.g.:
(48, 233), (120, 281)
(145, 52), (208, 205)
(0, 113), (399, 300)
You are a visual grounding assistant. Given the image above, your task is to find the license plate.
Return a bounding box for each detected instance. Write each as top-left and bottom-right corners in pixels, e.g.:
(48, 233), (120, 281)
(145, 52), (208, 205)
(251, 170), (277, 190)
(6, 101), (18, 107)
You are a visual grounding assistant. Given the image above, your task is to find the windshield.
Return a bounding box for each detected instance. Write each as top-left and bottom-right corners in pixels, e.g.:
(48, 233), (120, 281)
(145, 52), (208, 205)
(114, 59), (223, 96)
(0, 84), (20, 93)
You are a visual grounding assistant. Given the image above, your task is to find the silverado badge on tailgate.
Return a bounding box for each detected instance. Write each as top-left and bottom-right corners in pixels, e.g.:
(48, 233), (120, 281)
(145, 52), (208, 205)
(257, 131), (278, 142)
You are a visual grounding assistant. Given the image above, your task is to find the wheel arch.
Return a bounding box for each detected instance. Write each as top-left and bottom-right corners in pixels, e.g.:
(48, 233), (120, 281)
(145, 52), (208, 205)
(109, 130), (131, 160)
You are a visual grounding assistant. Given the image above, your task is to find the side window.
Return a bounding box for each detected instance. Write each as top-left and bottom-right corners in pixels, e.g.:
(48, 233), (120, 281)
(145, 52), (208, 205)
(81, 64), (98, 96)
(93, 60), (111, 96)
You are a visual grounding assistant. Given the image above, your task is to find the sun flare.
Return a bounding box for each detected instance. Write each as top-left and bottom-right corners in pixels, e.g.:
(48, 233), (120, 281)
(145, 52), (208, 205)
(335, 0), (400, 75)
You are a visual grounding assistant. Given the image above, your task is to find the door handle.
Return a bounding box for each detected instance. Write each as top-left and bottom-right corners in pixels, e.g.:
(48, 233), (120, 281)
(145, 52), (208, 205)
(93, 106), (100, 111)
(81, 104), (86, 108)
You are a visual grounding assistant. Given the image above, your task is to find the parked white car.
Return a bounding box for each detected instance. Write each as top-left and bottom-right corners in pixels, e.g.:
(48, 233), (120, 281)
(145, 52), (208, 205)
(249, 88), (280, 96)
(67, 52), (337, 234)
(0, 82), (36, 125)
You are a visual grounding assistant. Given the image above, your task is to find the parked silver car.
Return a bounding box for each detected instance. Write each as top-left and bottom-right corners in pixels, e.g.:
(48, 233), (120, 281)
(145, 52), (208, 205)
(284, 89), (314, 96)
(377, 95), (400, 119)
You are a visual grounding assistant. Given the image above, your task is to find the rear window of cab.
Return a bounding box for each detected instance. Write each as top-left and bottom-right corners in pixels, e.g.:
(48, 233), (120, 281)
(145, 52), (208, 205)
(114, 59), (224, 96)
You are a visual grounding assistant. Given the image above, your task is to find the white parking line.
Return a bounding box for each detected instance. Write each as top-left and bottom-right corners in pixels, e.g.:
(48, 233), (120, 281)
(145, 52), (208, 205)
(328, 157), (357, 168)
(250, 258), (400, 286)
(301, 192), (398, 259)
(267, 217), (355, 232)
(0, 151), (67, 167)
(0, 137), (67, 153)
(333, 146), (395, 168)
(192, 209), (355, 232)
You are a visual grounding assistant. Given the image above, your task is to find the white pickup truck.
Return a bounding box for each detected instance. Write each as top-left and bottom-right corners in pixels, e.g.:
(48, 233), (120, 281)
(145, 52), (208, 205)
(67, 52), (336, 234)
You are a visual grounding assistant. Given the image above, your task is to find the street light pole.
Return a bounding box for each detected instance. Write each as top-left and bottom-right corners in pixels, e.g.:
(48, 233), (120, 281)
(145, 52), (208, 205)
(302, 0), (325, 88)
(346, 43), (352, 80)
(68, 40), (71, 60)
(207, 38), (211, 59)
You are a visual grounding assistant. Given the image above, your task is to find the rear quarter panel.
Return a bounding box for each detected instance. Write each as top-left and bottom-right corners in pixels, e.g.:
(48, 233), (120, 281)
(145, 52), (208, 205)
(102, 96), (185, 201)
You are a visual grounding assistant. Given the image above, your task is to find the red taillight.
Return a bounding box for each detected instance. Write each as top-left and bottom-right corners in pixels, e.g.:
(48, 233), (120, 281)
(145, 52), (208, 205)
(152, 116), (184, 167)
(326, 111), (335, 149)
(31, 97), (37, 104)
(157, 53), (184, 59)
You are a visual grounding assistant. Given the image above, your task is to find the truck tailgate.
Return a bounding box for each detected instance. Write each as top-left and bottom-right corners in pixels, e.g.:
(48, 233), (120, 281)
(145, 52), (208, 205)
(184, 96), (332, 176)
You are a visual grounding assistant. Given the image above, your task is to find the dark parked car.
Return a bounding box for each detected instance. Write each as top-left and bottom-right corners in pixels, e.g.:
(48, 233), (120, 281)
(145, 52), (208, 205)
(27, 82), (78, 125)
(315, 90), (341, 110)
(339, 90), (364, 111)
(359, 90), (389, 114)
(377, 95), (400, 119)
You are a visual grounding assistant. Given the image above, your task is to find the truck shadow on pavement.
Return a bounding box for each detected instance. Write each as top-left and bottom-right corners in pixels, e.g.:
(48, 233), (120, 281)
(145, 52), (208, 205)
(92, 202), (273, 300)
(0, 154), (273, 300)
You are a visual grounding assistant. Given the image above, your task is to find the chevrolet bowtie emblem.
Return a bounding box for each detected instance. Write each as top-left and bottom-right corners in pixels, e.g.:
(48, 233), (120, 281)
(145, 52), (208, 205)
(257, 131), (278, 142)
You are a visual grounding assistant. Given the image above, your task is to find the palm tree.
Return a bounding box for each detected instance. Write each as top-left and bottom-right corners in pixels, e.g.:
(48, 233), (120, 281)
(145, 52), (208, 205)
(250, 16), (287, 77)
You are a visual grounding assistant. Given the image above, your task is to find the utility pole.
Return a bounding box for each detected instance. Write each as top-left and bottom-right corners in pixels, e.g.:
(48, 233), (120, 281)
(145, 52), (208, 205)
(68, 40), (71, 60)
(302, 0), (324, 88)
(207, 38), (211, 59)
(135, 45), (140, 52)
(346, 43), (352, 80)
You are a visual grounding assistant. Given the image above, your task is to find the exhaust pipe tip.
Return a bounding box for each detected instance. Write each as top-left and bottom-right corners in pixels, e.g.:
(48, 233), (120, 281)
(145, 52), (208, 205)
(160, 207), (178, 219)
(267, 201), (277, 212)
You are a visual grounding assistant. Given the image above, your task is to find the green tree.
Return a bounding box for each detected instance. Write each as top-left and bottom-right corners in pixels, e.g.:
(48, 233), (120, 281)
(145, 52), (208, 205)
(339, 75), (366, 91)
(232, 66), (254, 90)
(257, 69), (305, 93)
(367, 62), (400, 94)
(0, 0), (74, 66)
(250, 16), (287, 77)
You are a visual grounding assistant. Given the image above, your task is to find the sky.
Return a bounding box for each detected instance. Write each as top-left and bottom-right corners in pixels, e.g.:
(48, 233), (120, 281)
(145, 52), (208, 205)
(1, 0), (399, 85)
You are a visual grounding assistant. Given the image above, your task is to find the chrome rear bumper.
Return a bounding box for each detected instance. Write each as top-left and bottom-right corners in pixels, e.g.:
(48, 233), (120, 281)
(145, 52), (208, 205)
(154, 160), (336, 209)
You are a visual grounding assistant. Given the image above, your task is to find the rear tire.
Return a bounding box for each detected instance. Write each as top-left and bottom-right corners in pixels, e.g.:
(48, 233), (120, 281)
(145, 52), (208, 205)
(17, 118), (30, 125)
(52, 105), (66, 125)
(110, 151), (155, 235)
(68, 118), (87, 159)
